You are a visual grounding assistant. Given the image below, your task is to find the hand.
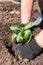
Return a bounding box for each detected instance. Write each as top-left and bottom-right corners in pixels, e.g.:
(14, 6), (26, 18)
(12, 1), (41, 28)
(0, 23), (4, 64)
(35, 30), (43, 48)
(21, 0), (33, 24)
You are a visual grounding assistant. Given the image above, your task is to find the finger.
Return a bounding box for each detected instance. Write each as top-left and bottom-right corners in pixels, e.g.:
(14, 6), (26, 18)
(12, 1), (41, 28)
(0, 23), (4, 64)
(21, 0), (33, 24)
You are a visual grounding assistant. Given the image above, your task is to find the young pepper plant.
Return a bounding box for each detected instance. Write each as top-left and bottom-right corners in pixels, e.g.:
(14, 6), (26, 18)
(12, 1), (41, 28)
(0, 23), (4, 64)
(10, 22), (36, 44)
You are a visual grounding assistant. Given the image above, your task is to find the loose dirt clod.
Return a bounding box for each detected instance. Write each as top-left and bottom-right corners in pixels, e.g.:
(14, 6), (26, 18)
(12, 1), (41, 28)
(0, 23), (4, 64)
(23, 58), (29, 64)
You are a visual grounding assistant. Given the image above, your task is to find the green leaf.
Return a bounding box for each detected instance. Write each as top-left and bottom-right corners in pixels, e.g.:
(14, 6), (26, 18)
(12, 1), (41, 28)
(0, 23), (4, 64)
(24, 22), (35, 30)
(10, 25), (19, 31)
(19, 27), (24, 32)
(11, 33), (17, 42)
(16, 32), (23, 43)
(10, 24), (24, 33)
(24, 30), (32, 43)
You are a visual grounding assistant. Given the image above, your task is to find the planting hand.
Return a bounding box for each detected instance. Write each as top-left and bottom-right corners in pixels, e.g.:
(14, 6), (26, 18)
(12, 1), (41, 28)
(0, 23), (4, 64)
(21, 0), (43, 24)
(15, 30), (43, 59)
(21, 0), (33, 24)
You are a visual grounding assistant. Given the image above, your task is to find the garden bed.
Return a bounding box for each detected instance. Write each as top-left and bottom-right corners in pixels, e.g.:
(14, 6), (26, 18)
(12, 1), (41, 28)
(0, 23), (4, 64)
(0, 1), (43, 65)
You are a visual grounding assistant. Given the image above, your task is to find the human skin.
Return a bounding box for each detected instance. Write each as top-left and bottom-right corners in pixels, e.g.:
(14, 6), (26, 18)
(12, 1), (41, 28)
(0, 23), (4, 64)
(35, 30), (43, 48)
(21, 0), (43, 47)
(21, 0), (43, 24)
(21, 0), (33, 24)
(33, 0), (43, 48)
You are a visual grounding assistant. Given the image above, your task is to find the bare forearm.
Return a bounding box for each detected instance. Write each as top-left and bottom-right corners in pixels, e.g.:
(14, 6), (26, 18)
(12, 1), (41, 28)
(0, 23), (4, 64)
(21, 0), (33, 24)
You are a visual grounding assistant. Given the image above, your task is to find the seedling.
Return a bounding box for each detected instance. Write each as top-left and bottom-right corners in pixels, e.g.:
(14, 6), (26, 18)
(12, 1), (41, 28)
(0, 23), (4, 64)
(10, 22), (35, 44)
(10, 15), (42, 44)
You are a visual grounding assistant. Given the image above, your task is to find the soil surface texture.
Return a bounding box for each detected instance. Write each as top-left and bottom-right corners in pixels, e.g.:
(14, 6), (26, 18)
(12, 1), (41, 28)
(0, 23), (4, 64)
(0, 1), (43, 65)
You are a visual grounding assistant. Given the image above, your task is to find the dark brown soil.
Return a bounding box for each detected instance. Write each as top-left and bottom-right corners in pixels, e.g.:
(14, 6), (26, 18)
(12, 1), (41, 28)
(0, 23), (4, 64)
(0, 1), (43, 65)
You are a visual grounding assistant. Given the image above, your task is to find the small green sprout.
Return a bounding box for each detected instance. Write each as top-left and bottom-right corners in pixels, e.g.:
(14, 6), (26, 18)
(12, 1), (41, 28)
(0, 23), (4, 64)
(10, 22), (36, 44)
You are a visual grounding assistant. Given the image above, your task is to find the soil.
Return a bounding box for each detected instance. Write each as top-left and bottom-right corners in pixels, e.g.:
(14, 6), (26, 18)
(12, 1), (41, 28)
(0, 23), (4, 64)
(0, 1), (43, 65)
